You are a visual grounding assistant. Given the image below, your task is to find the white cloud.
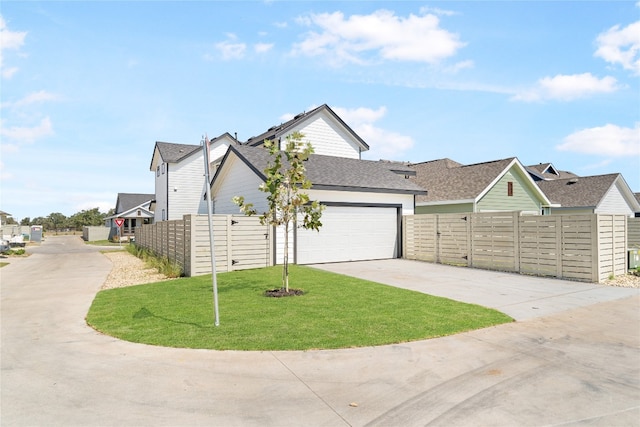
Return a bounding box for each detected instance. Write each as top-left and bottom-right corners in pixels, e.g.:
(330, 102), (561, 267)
(215, 34), (246, 60)
(291, 9), (465, 66)
(0, 15), (27, 78)
(557, 123), (640, 157)
(419, 6), (458, 17)
(512, 73), (620, 102)
(0, 116), (54, 145)
(254, 42), (274, 54)
(2, 90), (58, 109)
(333, 106), (414, 159)
(594, 20), (640, 75)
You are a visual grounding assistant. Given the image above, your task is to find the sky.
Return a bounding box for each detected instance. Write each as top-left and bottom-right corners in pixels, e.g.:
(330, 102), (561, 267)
(1, 1), (639, 221)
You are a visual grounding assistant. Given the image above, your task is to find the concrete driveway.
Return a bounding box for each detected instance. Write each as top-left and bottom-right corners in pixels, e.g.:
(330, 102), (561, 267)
(311, 259), (639, 320)
(1, 236), (639, 426)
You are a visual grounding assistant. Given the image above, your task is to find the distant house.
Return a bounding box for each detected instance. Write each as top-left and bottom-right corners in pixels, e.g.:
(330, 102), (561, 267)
(211, 145), (425, 265)
(149, 133), (239, 221)
(537, 173), (640, 217)
(105, 193), (154, 238)
(526, 163), (578, 181)
(409, 157), (551, 215)
(635, 193), (640, 217)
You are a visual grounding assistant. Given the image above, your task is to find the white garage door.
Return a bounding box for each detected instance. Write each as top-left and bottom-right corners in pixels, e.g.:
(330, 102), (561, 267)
(296, 205), (399, 264)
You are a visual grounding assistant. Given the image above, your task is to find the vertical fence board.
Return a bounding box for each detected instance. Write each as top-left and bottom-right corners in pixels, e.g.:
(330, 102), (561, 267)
(403, 213), (628, 283)
(135, 214), (272, 277)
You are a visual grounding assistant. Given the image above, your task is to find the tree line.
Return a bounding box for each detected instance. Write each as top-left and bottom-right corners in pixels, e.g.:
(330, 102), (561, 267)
(3, 208), (115, 232)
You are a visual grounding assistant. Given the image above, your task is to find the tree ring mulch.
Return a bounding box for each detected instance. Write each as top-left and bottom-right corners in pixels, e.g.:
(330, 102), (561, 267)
(264, 288), (304, 298)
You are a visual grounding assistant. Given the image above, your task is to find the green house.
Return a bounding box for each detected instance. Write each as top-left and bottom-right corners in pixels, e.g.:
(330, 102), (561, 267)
(410, 157), (551, 215)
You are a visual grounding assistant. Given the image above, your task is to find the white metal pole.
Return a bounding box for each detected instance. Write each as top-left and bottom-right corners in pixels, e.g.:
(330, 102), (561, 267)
(202, 137), (220, 326)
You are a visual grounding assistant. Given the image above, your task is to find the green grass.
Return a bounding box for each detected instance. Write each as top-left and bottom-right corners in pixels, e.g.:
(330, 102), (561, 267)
(86, 265), (513, 350)
(0, 262), (8, 268)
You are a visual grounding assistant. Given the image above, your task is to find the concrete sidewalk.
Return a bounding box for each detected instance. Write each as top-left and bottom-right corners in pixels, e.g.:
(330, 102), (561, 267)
(311, 259), (639, 320)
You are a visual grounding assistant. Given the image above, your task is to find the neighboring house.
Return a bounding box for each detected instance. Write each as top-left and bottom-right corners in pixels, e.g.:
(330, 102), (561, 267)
(105, 193), (155, 237)
(0, 210), (10, 227)
(526, 163), (578, 181)
(537, 173), (640, 217)
(149, 134), (239, 221)
(409, 157), (551, 215)
(635, 193), (640, 217)
(211, 145), (426, 265)
(244, 104), (369, 159)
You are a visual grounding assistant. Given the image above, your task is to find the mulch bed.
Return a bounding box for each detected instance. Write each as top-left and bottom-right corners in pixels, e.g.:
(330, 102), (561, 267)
(264, 288), (304, 298)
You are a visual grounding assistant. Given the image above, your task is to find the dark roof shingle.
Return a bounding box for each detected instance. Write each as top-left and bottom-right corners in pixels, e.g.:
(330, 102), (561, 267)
(229, 145), (425, 194)
(536, 174), (619, 207)
(155, 141), (200, 163)
(409, 158), (515, 202)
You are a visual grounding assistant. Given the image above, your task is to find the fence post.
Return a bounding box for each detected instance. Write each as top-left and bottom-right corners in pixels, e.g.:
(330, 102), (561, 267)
(226, 215), (233, 271)
(555, 216), (562, 278)
(513, 211), (520, 273)
(591, 214), (600, 283)
(465, 214), (472, 267)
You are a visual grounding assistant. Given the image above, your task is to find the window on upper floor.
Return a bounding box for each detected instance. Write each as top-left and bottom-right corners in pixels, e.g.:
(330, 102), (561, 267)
(156, 165), (160, 177)
(162, 163), (165, 174)
(507, 181), (514, 197)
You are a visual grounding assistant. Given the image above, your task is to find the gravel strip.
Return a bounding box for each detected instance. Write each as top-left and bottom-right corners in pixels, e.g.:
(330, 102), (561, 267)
(603, 273), (640, 288)
(101, 251), (175, 289)
(100, 251), (639, 289)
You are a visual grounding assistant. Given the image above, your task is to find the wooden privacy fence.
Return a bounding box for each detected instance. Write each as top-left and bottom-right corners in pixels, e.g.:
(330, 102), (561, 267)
(403, 213), (628, 283)
(136, 214), (272, 276)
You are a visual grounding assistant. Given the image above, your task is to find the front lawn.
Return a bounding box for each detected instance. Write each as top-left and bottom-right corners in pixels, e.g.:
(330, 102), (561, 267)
(87, 265), (513, 350)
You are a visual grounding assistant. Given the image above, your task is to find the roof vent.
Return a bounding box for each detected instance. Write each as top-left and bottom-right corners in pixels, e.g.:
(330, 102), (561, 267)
(567, 178), (579, 185)
(294, 112), (305, 120)
(268, 126), (277, 131)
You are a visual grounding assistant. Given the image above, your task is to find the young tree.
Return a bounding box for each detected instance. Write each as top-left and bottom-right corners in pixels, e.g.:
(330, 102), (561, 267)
(233, 131), (324, 293)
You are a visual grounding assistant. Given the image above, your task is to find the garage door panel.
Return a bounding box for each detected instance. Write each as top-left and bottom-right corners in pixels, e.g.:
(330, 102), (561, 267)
(296, 206), (398, 264)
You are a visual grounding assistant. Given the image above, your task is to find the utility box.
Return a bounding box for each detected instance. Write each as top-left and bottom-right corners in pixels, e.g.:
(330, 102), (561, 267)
(629, 249), (640, 270)
(31, 226), (43, 243)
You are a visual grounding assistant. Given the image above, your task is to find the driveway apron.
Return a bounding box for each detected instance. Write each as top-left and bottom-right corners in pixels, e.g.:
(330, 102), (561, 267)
(1, 236), (639, 426)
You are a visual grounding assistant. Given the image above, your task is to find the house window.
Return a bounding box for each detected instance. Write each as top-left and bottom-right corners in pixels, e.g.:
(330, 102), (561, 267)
(137, 209), (141, 216)
(507, 181), (514, 197)
(162, 209), (166, 221)
(156, 166), (160, 177)
(162, 163), (165, 174)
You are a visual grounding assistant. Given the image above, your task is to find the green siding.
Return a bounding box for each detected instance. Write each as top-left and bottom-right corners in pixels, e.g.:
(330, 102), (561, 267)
(416, 203), (473, 214)
(549, 207), (593, 216)
(477, 168), (541, 213)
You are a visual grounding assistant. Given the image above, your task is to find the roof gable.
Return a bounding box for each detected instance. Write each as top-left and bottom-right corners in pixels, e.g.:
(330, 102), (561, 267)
(537, 174), (620, 207)
(244, 104), (369, 153)
(150, 141), (200, 171)
(411, 157), (550, 206)
(115, 193), (154, 213)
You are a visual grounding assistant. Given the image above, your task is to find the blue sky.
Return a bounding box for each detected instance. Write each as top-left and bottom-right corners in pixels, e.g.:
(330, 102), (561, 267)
(1, 1), (639, 221)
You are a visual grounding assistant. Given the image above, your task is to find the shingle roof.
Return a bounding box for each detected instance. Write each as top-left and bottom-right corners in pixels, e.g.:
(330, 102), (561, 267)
(228, 145), (425, 194)
(244, 104), (369, 151)
(526, 163), (578, 180)
(409, 158), (515, 202)
(116, 193), (154, 213)
(536, 174), (619, 207)
(155, 141), (200, 163)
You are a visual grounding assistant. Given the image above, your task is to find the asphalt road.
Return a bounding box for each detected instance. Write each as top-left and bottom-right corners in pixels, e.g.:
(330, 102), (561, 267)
(1, 235), (639, 426)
